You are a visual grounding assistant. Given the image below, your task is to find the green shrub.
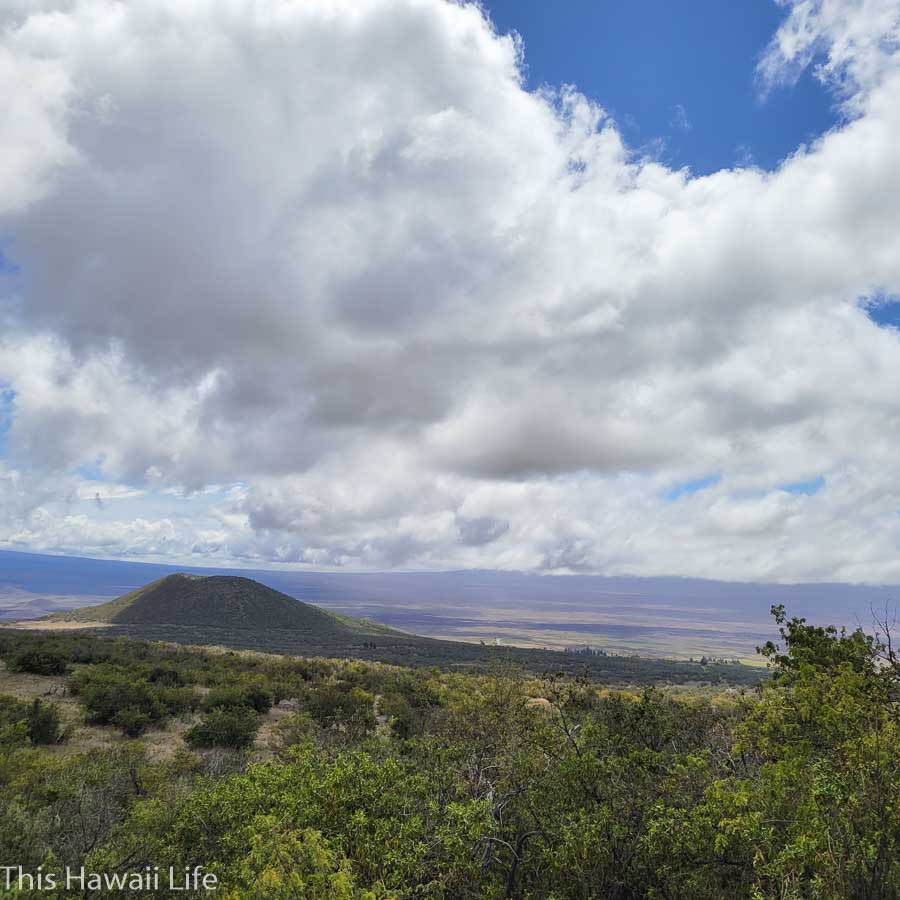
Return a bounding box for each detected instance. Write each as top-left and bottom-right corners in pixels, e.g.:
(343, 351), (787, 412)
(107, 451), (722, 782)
(1, 609), (897, 898)
(112, 705), (154, 738)
(185, 706), (260, 749)
(7, 647), (69, 676)
(25, 700), (65, 745)
(241, 679), (275, 713)
(204, 685), (249, 711)
(156, 685), (198, 715)
(303, 683), (375, 738)
(204, 678), (273, 714)
(273, 711), (318, 754)
(0, 694), (30, 747)
(146, 665), (187, 687)
(69, 665), (176, 734)
(0, 695), (65, 745)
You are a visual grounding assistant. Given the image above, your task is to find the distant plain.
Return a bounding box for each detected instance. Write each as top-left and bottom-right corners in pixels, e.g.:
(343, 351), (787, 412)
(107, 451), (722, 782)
(1, 549), (897, 662)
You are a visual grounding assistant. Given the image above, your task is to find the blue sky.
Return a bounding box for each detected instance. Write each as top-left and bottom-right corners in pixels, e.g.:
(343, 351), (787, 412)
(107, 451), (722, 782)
(483, 0), (839, 174)
(865, 292), (900, 329)
(661, 473), (720, 502)
(781, 475), (825, 496)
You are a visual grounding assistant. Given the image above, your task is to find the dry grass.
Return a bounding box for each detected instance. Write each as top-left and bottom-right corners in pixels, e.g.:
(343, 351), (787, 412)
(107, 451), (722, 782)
(140, 717), (196, 762)
(0, 659), (115, 755)
(0, 659), (69, 700)
(253, 703), (298, 760)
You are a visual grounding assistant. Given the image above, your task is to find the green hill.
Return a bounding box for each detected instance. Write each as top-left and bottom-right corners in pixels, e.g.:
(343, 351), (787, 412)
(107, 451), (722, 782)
(51, 573), (391, 636)
(42, 574), (763, 687)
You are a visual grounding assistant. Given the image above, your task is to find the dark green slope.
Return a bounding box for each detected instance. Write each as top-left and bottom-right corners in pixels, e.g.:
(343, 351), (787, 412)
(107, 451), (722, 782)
(52, 573), (391, 636)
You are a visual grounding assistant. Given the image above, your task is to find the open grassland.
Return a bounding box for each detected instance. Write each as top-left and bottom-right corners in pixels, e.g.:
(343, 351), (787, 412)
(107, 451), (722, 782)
(314, 599), (776, 661)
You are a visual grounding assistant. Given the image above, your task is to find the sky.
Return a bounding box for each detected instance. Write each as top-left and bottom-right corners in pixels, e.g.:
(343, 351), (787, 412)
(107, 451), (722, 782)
(2, 0), (900, 583)
(483, 0), (838, 174)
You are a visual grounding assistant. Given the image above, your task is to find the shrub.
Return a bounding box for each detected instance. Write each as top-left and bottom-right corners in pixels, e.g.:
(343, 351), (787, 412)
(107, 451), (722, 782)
(156, 685), (198, 716)
(0, 694), (30, 747)
(70, 665), (169, 733)
(0, 695), (65, 745)
(25, 700), (65, 745)
(304, 683), (375, 739)
(241, 679), (275, 713)
(273, 711), (318, 754)
(146, 666), (187, 687)
(185, 707), (260, 750)
(7, 647), (69, 676)
(112, 705), (154, 738)
(204, 678), (273, 714)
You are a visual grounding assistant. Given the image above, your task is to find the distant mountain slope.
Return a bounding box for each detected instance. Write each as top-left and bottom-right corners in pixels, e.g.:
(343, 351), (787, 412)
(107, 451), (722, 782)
(23, 570), (765, 687)
(51, 573), (392, 636)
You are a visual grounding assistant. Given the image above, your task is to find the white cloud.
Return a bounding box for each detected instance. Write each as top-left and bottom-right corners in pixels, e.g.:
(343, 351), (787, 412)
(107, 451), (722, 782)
(0, 0), (899, 581)
(758, 0), (900, 105)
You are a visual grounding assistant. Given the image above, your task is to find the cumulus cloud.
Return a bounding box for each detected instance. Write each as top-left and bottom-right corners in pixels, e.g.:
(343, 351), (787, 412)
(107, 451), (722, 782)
(758, 0), (900, 104)
(1, 0), (900, 580)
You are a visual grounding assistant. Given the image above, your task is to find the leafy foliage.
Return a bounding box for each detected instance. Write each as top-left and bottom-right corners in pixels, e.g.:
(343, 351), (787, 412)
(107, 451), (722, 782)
(185, 707), (260, 749)
(0, 606), (897, 897)
(7, 646), (69, 676)
(204, 677), (274, 714)
(69, 663), (195, 735)
(0, 694), (65, 746)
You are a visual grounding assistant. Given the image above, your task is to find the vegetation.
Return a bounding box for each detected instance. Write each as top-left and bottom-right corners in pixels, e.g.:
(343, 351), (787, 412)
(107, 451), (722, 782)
(185, 706), (261, 749)
(51, 573), (389, 636)
(7, 645), (70, 676)
(69, 662), (196, 736)
(0, 605), (896, 897)
(44, 573), (765, 686)
(0, 695), (66, 746)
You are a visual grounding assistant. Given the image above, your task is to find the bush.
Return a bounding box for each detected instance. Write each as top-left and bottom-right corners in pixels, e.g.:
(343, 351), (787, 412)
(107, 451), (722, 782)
(0, 695), (65, 745)
(146, 666), (187, 687)
(0, 694), (30, 747)
(303, 683), (375, 739)
(185, 707), (260, 750)
(1, 611), (898, 898)
(25, 700), (65, 745)
(241, 679), (275, 713)
(204, 678), (274, 714)
(112, 705), (154, 738)
(70, 665), (172, 734)
(156, 685), (198, 716)
(7, 647), (69, 676)
(273, 711), (318, 754)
